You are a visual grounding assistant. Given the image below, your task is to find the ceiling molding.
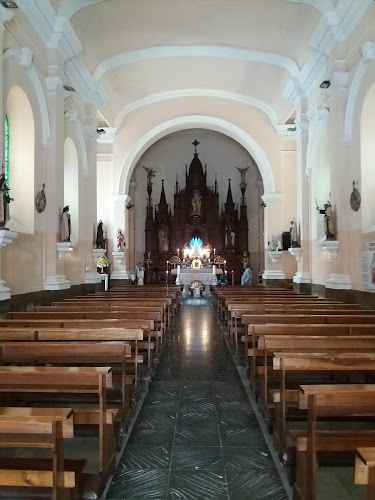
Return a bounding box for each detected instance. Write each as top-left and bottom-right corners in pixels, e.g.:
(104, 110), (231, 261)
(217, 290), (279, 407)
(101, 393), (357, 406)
(57, 0), (104, 20)
(117, 115), (276, 196)
(93, 45), (300, 81)
(113, 89), (279, 129)
(282, 0), (335, 14)
(283, 0), (373, 105)
(3, 47), (51, 147)
(15, 0), (107, 108)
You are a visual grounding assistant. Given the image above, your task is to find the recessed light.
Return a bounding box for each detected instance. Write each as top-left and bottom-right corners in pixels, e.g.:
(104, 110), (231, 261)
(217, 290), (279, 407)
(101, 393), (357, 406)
(0, 1), (18, 8)
(63, 84), (75, 92)
(319, 80), (331, 89)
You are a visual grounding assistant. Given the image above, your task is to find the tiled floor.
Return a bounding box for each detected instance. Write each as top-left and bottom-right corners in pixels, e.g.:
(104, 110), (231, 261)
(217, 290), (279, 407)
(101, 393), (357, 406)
(105, 296), (289, 500)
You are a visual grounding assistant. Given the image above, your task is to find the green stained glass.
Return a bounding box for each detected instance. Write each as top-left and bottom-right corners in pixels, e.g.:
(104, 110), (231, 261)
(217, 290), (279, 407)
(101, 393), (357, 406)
(4, 115), (9, 184)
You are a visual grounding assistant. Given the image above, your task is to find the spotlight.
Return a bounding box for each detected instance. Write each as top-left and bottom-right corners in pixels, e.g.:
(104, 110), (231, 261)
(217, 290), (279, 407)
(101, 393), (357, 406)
(0, 1), (18, 7)
(97, 128), (106, 135)
(63, 84), (75, 92)
(319, 80), (331, 89)
(287, 127), (296, 132)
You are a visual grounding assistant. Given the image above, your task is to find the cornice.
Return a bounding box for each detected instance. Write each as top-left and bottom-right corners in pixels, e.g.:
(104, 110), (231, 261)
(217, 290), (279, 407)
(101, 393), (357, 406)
(97, 127), (117, 144)
(273, 124), (296, 139)
(15, 0), (107, 108)
(283, 0), (373, 105)
(0, 4), (14, 22)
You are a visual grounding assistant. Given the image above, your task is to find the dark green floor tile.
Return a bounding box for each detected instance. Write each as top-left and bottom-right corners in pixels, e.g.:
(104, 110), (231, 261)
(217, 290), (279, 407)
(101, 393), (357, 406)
(176, 412), (218, 427)
(168, 470), (227, 499)
(219, 426), (265, 447)
(174, 426), (220, 446)
(223, 446), (276, 470)
(118, 446), (171, 470)
(107, 469), (169, 499)
(134, 409), (177, 429)
(171, 446), (224, 470)
(127, 427), (175, 447)
(226, 469), (288, 499)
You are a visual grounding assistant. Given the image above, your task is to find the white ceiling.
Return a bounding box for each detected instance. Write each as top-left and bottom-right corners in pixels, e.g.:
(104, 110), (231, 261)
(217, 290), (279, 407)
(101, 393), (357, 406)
(47, 0), (372, 128)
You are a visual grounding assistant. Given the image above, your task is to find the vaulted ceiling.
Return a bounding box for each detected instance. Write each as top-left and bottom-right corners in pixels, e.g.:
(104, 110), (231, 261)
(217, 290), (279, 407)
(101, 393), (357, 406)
(13, 1), (375, 132)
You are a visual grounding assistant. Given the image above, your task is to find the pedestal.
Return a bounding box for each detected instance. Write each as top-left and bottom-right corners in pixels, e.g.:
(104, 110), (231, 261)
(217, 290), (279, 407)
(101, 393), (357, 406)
(45, 274), (71, 291)
(0, 230), (18, 300)
(318, 239), (339, 259)
(112, 251), (124, 264)
(288, 247), (302, 262)
(57, 241), (77, 261)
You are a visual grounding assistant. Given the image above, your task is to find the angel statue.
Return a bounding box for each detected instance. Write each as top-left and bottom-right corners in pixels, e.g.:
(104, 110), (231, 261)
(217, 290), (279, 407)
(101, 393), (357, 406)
(143, 166), (157, 188)
(236, 166), (250, 190)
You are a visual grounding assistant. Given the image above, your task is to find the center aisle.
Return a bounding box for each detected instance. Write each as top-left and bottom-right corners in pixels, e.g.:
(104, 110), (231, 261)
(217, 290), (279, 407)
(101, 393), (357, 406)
(105, 297), (288, 500)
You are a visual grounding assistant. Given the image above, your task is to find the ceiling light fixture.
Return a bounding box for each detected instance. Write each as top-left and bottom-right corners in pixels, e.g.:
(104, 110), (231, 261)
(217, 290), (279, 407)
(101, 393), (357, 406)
(63, 84), (75, 92)
(0, 1), (18, 7)
(97, 128), (106, 135)
(319, 80), (331, 89)
(287, 127), (296, 132)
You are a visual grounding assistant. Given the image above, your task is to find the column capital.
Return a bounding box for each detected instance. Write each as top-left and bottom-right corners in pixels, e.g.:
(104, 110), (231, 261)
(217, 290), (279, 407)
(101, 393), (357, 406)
(261, 192), (283, 204)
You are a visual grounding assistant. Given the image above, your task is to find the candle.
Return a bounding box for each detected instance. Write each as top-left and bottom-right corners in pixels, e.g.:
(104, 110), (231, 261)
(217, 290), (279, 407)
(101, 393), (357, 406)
(231, 270), (234, 286)
(177, 248), (179, 254)
(214, 248), (216, 257)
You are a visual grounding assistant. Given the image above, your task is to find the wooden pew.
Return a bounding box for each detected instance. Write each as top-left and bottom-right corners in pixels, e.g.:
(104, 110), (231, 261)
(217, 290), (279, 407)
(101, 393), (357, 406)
(294, 384), (375, 500)
(0, 366), (112, 475)
(354, 447), (375, 500)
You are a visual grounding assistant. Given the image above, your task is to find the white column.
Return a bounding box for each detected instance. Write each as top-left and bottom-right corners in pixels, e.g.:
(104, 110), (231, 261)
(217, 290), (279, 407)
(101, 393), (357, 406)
(83, 113), (101, 284)
(325, 69), (352, 290)
(294, 104), (312, 286)
(111, 194), (132, 280)
(44, 76), (70, 290)
(261, 192), (286, 281)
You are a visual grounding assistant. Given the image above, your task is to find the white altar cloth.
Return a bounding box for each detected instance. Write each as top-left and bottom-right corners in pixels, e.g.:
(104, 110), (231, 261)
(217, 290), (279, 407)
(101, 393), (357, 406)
(171, 268), (222, 285)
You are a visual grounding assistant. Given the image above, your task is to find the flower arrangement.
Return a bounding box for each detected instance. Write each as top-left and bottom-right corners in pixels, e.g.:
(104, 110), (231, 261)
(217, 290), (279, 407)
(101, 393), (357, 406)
(97, 254), (109, 270)
(214, 255), (225, 265)
(169, 255), (181, 266)
(188, 280), (205, 292)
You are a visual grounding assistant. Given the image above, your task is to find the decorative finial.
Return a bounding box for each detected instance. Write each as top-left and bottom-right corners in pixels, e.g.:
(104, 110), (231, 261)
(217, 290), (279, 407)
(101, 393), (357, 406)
(192, 139), (200, 154)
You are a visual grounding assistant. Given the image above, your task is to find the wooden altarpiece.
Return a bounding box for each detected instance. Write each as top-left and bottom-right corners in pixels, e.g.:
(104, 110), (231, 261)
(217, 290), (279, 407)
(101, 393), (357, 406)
(144, 141), (249, 284)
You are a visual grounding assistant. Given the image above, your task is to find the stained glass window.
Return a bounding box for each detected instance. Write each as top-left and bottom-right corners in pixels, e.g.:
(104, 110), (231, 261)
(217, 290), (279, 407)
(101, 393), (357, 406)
(4, 115), (9, 184)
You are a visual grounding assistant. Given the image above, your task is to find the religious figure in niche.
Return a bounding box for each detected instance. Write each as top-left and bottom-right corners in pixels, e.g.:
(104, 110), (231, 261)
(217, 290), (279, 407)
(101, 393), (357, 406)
(96, 220), (104, 248)
(225, 225), (235, 250)
(60, 206), (71, 242)
(236, 166), (250, 190)
(290, 218), (300, 247)
(117, 228), (125, 250)
(191, 190), (202, 215)
(158, 226), (169, 252)
(316, 202), (335, 240)
(0, 173), (14, 229)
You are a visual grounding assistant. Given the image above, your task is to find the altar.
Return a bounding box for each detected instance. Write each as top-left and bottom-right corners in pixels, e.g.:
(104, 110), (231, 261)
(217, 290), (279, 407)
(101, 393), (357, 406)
(171, 266), (223, 286)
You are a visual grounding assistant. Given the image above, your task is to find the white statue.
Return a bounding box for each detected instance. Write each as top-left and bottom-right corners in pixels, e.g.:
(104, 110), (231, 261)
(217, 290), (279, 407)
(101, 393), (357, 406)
(117, 228), (125, 250)
(136, 262), (144, 285)
(60, 206), (71, 242)
(191, 190), (202, 215)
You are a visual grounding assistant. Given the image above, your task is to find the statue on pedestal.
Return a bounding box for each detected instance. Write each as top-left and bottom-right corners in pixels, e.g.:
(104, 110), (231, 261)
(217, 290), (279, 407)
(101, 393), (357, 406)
(290, 218), (300, 247)
(116, 228), (125, 250)
(316, 202), (335, 240)
(191, 190), (202, 215)
(60, 206), (71, 242)
(96, 220), (104, 249)
(0, 173), (14, 229)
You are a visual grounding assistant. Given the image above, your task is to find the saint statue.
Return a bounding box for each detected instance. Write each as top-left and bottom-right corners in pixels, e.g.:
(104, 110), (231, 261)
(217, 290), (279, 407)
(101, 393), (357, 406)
(117, 228), (125, 250)
(0, 173), (14, 229)
(60, 206), (71, 242)
(191, 190), (202, 215)
(290, 218), (300, 247)
(317, 202), (335, 240)
(158, 227), (169, 252)
(225, 225), (235, 250)
(136, 262), (145, 285)
(241, 265), (252, 285)
(236, 166), (250, 190)
(96, 220), (104, 248)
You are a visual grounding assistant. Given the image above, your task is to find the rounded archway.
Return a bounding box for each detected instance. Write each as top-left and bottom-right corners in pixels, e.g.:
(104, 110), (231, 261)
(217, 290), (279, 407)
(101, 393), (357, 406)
(360, 82), (375, 233)
(6, 86), (35, 233)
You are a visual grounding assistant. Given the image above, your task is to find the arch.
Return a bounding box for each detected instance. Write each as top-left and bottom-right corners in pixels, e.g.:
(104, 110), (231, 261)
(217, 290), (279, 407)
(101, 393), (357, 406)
(117, 115), (275, 196)
(3, 48), (50, 147)
(344, 59), (367, 144)
(114, 89), (279, 130)
(93, 46), (300, 81)
(360, 82), (375, 232)
(64, 113), (88, 176)
(64, 137), (79, 242)
(6, 86), (35, 234)
(282, 0), (334, 13)
(58, 0), (104, 19)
